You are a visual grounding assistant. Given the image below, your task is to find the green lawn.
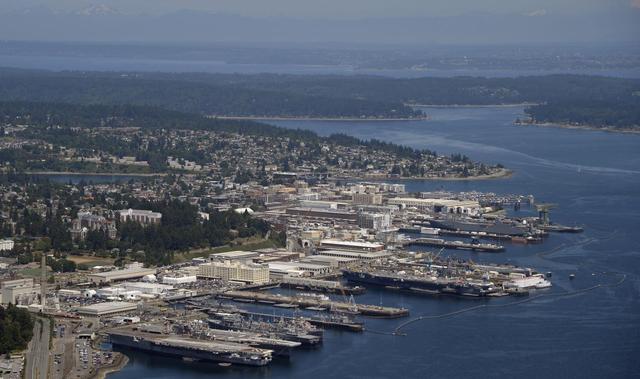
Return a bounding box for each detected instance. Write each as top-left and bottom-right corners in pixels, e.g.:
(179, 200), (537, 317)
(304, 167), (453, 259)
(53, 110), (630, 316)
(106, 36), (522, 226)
(175, 238), (280, 263)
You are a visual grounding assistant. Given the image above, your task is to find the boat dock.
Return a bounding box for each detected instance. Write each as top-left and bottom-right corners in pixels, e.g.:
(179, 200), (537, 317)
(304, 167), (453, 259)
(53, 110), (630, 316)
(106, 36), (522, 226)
(404, 237), (505, 252)
(219, 290), (409, 318)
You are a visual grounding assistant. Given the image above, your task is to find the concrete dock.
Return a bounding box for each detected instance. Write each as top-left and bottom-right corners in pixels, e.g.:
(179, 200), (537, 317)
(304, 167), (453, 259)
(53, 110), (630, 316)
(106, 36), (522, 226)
(236, 310), (365, 332)
(220, 290), (409, 318)
(405, 237), (505, 252)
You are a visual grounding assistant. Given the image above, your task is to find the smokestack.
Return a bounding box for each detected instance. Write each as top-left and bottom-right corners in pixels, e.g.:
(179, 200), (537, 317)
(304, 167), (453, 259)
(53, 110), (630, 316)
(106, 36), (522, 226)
(41, 254), (46, 309)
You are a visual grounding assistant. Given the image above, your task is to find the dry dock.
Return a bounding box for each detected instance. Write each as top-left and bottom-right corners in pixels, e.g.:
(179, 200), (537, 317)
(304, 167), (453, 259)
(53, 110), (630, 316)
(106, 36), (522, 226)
(220, 290), (409, 318)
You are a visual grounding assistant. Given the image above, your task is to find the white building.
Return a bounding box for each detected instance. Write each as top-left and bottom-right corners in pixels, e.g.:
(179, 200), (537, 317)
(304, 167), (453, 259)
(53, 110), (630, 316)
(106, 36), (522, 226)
(88, 267), (157, 284)
(319, 239), (385, 253)
(267, 263), (306, 280)
(76, 301), (138, 317)
(0, 239), (14, 251)
(357, 212), (391, 230)
(118, 209), (162, 225)
(118, 282), (174, 296)
(162, 276), (197, 285)
(1, 278), (40, 305)
(316, 250), (393, 261)
(198, 261), (269, 284)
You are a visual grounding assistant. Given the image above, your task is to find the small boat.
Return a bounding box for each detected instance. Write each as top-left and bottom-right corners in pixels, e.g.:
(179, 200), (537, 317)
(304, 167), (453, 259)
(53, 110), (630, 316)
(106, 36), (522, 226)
(274, 303), (298, 308)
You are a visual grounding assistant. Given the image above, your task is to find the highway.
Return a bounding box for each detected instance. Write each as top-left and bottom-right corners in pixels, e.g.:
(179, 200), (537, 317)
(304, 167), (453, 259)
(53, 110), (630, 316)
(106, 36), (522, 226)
(24, 317), (50, 379)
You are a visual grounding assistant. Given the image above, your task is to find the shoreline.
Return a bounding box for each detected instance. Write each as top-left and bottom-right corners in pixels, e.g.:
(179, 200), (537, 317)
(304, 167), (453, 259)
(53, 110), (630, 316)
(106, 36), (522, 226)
(92, 353), (129, 379)
(515, 122), (640, 135)
(25, 169), (511, 181)
(409, 103), (536, 108)
(208, 115), (428, 122)
(350, 168), (513, 182)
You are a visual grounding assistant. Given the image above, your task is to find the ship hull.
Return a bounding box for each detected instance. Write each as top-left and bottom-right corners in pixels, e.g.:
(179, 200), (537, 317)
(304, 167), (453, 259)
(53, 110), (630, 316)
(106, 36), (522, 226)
(108, 334), (270, 366)
(342, 271), (493, 297)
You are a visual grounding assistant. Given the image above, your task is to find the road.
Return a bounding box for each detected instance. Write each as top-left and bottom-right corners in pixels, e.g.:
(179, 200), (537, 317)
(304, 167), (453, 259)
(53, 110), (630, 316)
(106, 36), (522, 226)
(24, 317), (50, 379)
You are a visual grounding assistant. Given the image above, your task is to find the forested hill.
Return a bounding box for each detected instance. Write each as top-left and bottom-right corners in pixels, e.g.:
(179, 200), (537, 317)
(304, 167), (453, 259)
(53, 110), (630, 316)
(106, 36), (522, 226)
(0, 69), (421, 119)
(0, 101), (432, 158)
(0, 68), (638, 129)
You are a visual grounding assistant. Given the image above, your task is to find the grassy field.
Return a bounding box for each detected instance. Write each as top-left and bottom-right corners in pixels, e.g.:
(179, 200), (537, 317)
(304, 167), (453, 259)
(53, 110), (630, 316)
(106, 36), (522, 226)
(66, 255), (115, 267)
(175, 238), (280, 263)
(18, 267), (49, 277)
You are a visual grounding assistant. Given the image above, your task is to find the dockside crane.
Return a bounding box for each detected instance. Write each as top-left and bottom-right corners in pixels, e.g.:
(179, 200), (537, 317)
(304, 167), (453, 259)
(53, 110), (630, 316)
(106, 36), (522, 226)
(535, 203), (557, 225)
(426, 247), (445, 269)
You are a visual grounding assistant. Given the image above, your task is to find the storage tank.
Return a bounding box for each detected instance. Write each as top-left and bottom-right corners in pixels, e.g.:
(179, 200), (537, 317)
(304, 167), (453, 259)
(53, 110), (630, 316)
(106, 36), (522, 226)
(83, 289), (97, 298)
(142, 274), (157, 283)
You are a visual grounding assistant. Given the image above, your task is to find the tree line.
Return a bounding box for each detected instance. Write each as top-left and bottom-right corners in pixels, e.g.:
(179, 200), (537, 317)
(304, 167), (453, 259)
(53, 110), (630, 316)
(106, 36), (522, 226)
(0, 304), (33, 354)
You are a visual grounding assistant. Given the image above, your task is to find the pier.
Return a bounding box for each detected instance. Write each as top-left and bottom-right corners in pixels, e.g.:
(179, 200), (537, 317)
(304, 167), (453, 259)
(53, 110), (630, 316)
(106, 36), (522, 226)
(220, 290), (409, 318)
(404, 237), (505, 252)
(236, 310), (364, 332)
(279, 277), (365, 295)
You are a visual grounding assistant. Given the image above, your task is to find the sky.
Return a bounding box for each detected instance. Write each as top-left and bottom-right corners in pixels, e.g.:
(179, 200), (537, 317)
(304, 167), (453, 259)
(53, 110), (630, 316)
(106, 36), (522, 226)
(0, 0), (638, 45)
(3, 0), (639, 18)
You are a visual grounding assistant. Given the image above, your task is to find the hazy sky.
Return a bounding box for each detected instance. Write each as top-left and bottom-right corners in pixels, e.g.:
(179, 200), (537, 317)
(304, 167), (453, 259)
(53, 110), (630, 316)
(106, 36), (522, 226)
(3, 0), (639, 18)
(0, 0), (637, 45)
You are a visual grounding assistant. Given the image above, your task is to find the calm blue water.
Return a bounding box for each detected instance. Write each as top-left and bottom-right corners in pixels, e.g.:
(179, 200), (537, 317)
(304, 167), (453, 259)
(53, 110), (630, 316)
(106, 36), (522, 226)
(2, 54), (640, 78)
(110, 107), (640, 378)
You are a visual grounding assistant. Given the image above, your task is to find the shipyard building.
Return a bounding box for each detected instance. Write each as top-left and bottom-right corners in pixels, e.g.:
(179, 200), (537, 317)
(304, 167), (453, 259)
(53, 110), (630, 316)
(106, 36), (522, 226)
(88, 266), (157, 284)
(197, 261), (269, 284)
(1, 278), (40, 305)
(388, 198), (482, 215)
